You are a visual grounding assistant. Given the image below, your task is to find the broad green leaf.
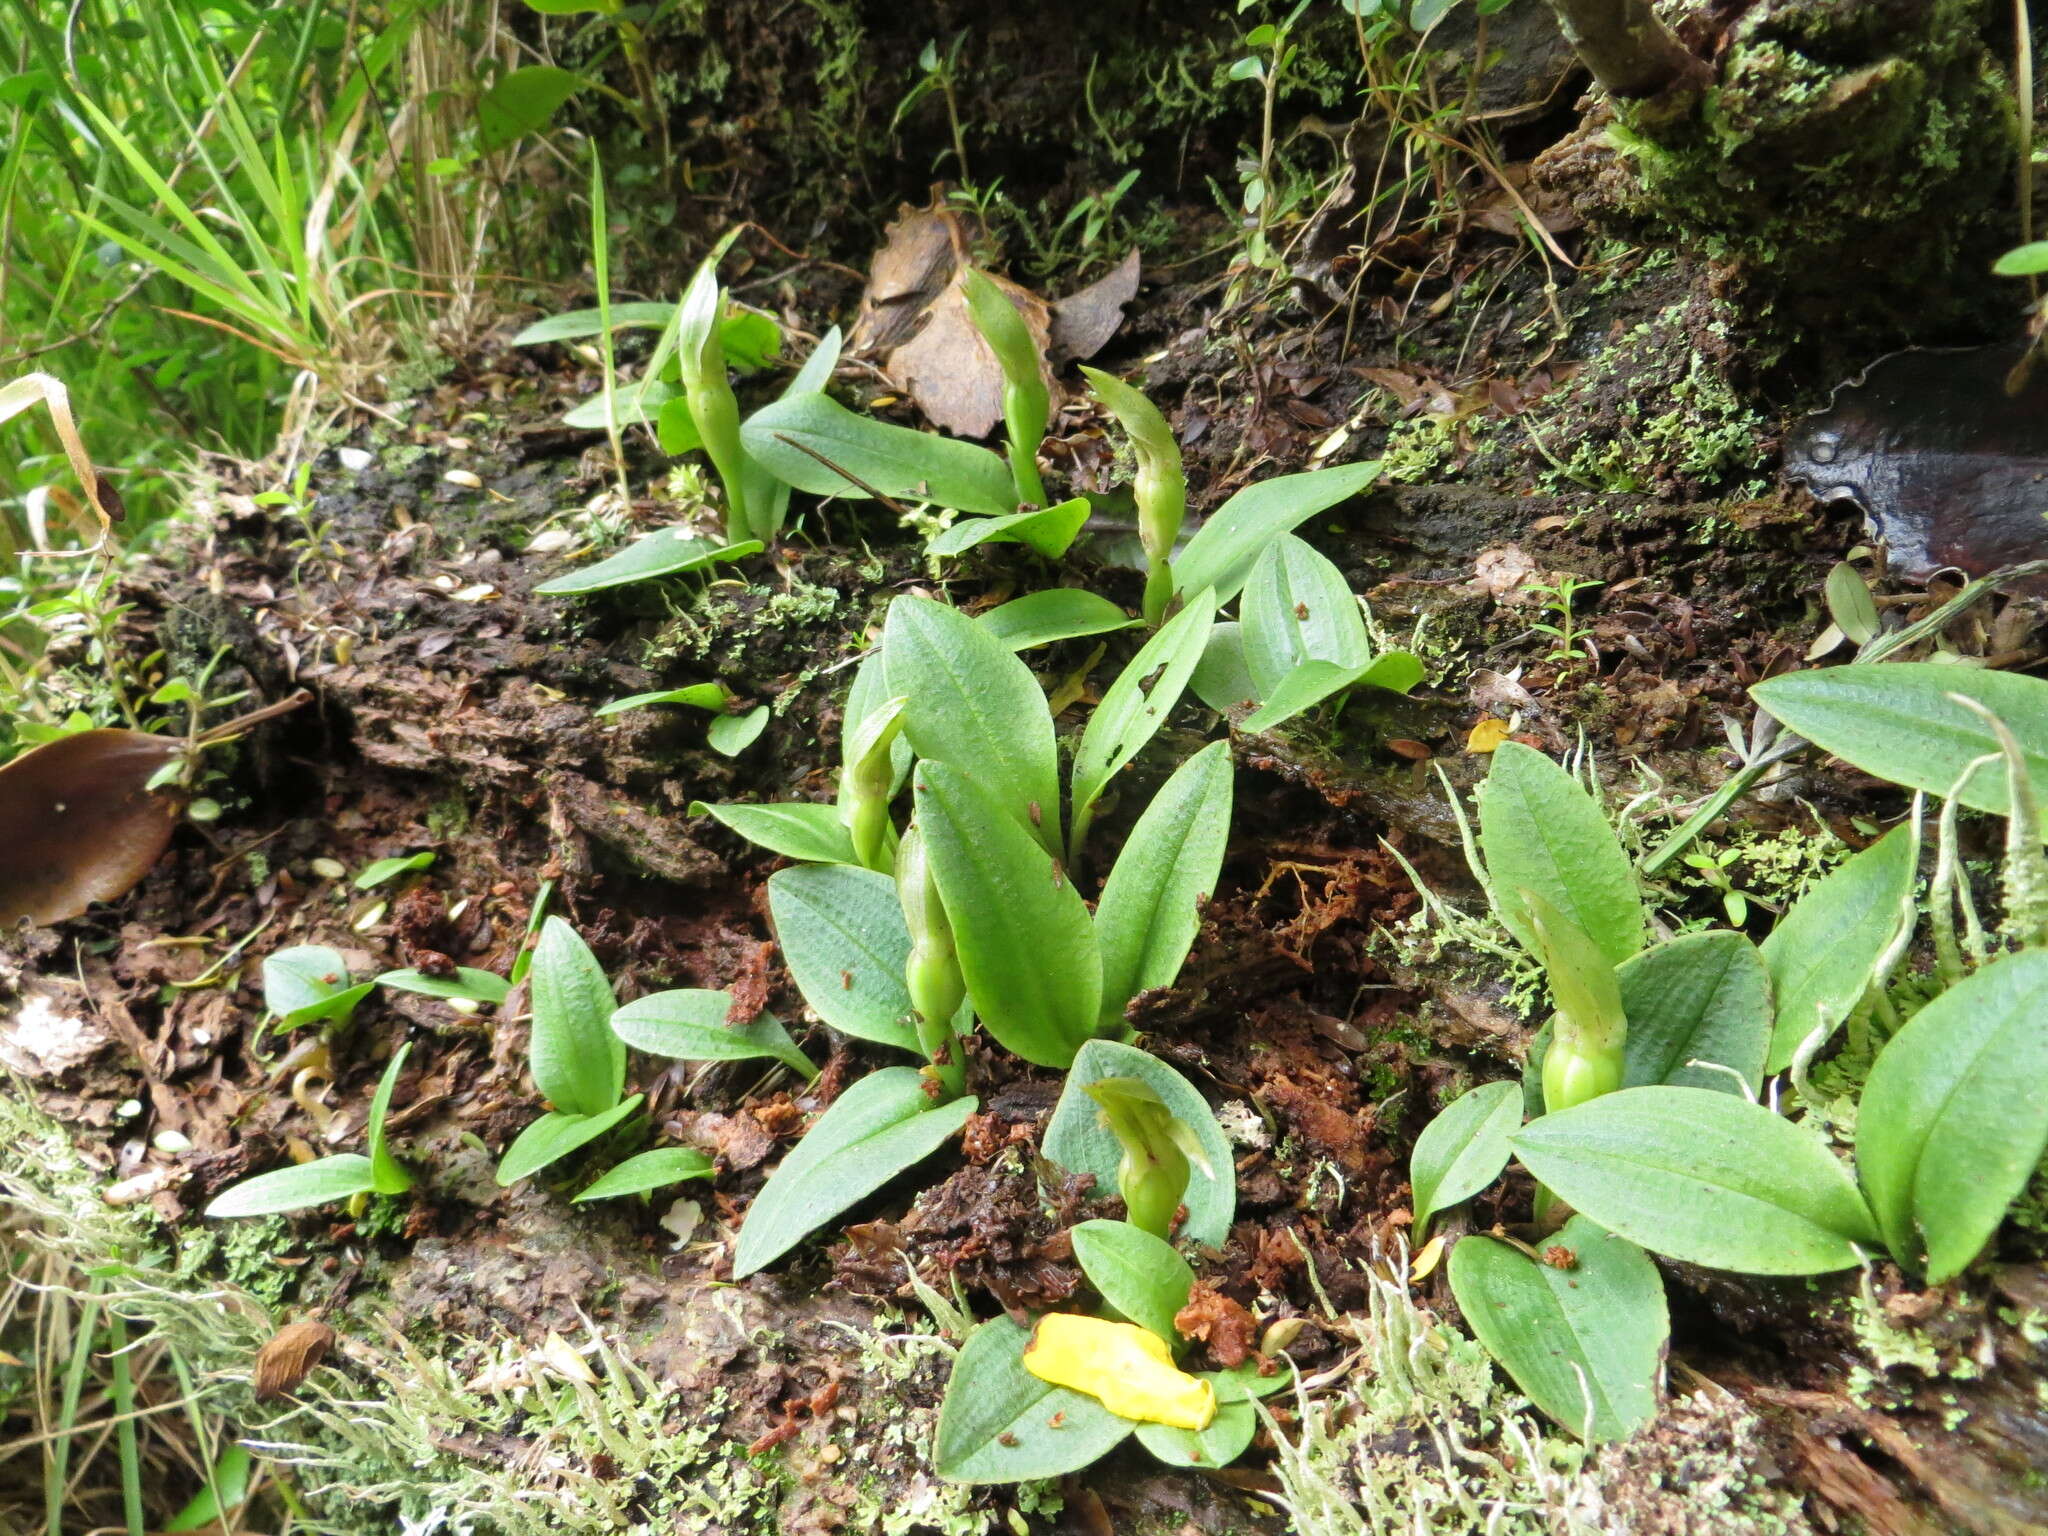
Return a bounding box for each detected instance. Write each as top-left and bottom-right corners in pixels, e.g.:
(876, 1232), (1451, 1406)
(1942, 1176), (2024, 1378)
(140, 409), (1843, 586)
(610, 988), (817, 1079)
(366, 1043), (413, 1196)
(164, 1444), (253, 1531)
(655, 391), (702, 451)
(1526, 932), (1773, 1113)
(1448, 1216), (1666, 1442)
(1095, 741), (1232, 1026)
(977, 589), (1138, 650)
(595, 683), (730, 717)
(1172, 462), (1382, 603)
(355, 851), (434, 888)
(690, 800), (857, 864)
(513, 301), (677, 343)
(767, 864), (920, 1052)
(1238, 652), (1424, 733)
(1758, 824), (1915, 1072)
(743, 324), (843, 537)
(886, 596), (1061, 850)
(707, 705), (770, 756)
(495, 1097), (644, 1186)
(574, 1146), (716, 1203)
(1133, 1370), (1259, 1468)
(567, 378), (676, 431)
(1752, 665), (2048, 824)
(1240, 535), (1370, 697)
(1477, 741), (1644, 966)
(916, 762), (1101, 1068)
(1409, 1080), (1521, 1237)
(375, 967), (511, 1005)
(934, 1316), (1133, 1483)
(535, 529), (762, 595)
(1071, 591), (1216, 836)
(733, 1067), (976, 1276)
(1857, 948), (2048, 1280)
(204, 1154), (377, 1218)
(741, 392), (1017, 515)
(263, 946), (373, 1028)
(1070, 1219), (1194, 1344)
(1189, 623), (1257, 713)
(1510, 1087), (1881, 1274)
(925, 498), (1091, 559)
(527, 916), (623, 1116)
(1046, 1040), (1235, 1247)
(477, 65), (587, 152)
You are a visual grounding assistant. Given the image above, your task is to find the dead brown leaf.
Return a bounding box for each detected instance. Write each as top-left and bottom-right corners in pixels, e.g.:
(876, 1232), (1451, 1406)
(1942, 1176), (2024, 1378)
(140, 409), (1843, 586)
(0, 730), (182, 927)
(253, 1318), (336, 1401)
(1048, 247), (1140, 363)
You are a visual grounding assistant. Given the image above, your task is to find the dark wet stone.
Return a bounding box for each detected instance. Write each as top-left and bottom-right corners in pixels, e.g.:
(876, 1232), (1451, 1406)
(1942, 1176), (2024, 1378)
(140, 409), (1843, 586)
(1784, 343), (2048, 587)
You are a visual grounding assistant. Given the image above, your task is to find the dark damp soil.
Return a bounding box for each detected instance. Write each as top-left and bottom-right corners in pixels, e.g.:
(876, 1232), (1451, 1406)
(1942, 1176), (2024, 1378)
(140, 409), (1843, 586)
(11, 10), (2048, 1531)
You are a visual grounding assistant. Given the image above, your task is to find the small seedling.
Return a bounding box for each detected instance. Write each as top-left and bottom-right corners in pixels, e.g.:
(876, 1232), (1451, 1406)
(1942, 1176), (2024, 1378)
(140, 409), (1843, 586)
(1526, 573), (1602, 668)
(206, 1044), (415, 1217)
(264, 946), (376, 1030)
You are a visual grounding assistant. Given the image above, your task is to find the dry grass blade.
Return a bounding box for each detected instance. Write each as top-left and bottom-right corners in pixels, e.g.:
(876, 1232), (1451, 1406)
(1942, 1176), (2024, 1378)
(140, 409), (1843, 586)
(0, 373), (122, 543)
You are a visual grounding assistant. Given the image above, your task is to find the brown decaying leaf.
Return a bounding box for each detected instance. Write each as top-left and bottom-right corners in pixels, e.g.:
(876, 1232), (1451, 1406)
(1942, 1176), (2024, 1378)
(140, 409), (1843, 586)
(253, 1317), (337, 1401)
(849, 195), (1136, 438)
(0, 730), (182, 928)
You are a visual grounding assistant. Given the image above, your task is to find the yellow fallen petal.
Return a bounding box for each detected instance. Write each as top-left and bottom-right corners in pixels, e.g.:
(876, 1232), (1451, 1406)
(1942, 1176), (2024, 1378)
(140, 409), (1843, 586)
(1466, 718), (1512, 754)
(1022, 1314), (1215, 1430)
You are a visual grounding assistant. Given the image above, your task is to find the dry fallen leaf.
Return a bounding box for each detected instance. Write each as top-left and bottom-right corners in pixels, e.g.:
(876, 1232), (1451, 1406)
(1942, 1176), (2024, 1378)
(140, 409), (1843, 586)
(1048, 247), (1141, 364)
(0, 730), (183, 928)
(254, 1318), (337, 1401)
(885, 268), (1053, 438)
(1466, 718), (1514, 754)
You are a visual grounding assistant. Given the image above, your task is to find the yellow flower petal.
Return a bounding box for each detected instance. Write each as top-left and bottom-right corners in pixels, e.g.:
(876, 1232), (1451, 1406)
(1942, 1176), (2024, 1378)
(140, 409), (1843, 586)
(1021, 1314), (1216, 1430)
(1466, 718), (1512, 754)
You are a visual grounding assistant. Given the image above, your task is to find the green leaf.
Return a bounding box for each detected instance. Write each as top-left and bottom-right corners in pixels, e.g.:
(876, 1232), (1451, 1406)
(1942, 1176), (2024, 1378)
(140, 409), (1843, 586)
(366, 1043), (413, 1196)
(513, 301), (678, 344)
(1071, 1218), (1193, 1343)
(976, 589), (1139, 650)
(655, 393), (703, 452)
(1189, 623), (1257, 714)
(733, 1067), (976, 1276)
(1752, 665), (2048, 824)
(164, 1444), (253, 1531)
(1240, 535), (1369, 697)
(707, 705), (770, 756)
(567, 376), (674, 431)
(690, 800), (857, 864)
(1448, 1216), (1667, 1441)
(495, 1098), (644, 1186)
(916, 762), (1101, 1068)
(1510, 1086), (1881, 1274)
(1856, 947), (2048, 1281)
(609, 988), (817, 1079)
(535, 529), (762, 595)
(477, 65), (588, 152)
(355, 851), (434, 889)
(375, 967), (511, 1005)
(886, 596), (1061, 849)
(1238, 652), (1424, 733)
(574, 1146), (716, 1203)
(1994, 240), (2048, 276)
(741, 391), (1017, 515)
(1172, 462), (1382, 603)
(1614, 932), (1770, 1094)
(1477, 741), (1644, 967)
(766, 864), (920, 1052)
(926, 498), (1091, 559)
(1133, 1369), (1259, 1468)
(1095, 741), (1232, 1026)
(594, 683), (730, 717)
(1409, 1081), (1521, 1237)
(934, 1316), (1134, 1483)
(1045, 1040), (1235, 1247)
(204, 1154), (377, 1218)
(1071, 591), (1216, 837)
(262, 946), (373, 1028)
(1758, 823), (1916, 1072)
(527, 917), (623, 1116)
(1824, 563), (1879, 646)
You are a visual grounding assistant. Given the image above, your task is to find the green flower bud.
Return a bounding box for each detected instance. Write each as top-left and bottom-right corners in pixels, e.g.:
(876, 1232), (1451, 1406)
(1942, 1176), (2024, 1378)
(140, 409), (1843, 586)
(1522, 888), (1628, 1114)
(960, 268), (1049, 508)
(676, 259), (750, 543)
(897, 824), (966, 1098)
(840, 695), (907, 873)
(1081, 366), (1186, 625)
(1084, 1076), (1202, 1239)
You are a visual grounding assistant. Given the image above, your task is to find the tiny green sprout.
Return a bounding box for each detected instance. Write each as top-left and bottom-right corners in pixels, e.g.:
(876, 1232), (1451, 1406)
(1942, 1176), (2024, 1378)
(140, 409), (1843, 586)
(205, 1043), (414, 1217)
(1521, 889), (1626, 1115)
(1081, 366), (1186, 626)
(896, 823), (967, 1099)
(354, 850), (434, 889)
(677, 257), (751, 543)
(1082, 1076), (1210, 1240)
(959, 268), (1049, 507)
(263, 945), (375, 1030)
(840, 694), (907, 873)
